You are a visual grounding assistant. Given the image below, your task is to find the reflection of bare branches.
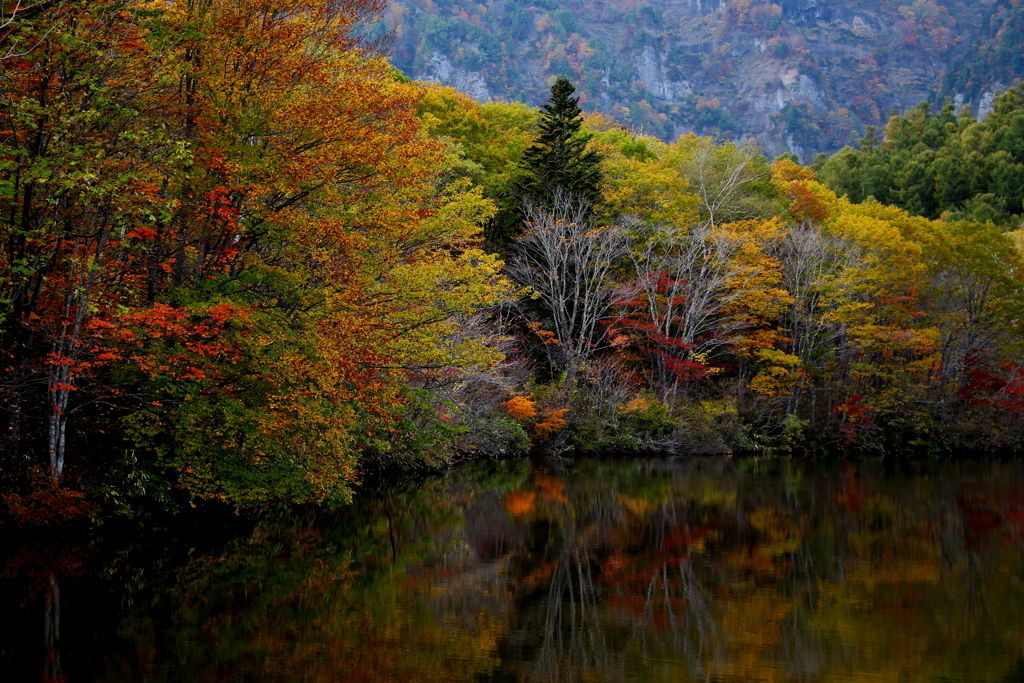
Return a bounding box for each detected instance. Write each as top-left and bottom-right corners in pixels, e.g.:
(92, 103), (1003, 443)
(527, 537), (617, 682)
(628, 505), (725, 678)
(405, 459), (1024, 682)
(495, 493), (729, 682)
(43, 572), (62, 683)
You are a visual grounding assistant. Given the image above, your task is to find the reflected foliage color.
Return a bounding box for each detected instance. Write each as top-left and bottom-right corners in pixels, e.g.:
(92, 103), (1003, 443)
(2, 459), (1024, 682)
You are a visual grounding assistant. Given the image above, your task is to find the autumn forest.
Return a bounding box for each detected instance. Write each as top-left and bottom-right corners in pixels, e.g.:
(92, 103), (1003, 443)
(1, 0), (1023, 523)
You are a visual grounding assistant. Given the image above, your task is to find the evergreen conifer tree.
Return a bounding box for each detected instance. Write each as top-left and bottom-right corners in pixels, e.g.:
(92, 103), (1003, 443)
(516, 76), (603, 210)
(484, 77), (603, 251)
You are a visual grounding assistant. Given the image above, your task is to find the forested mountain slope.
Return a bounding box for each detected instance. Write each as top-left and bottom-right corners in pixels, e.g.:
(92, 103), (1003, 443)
(381, 0), (1024, 159)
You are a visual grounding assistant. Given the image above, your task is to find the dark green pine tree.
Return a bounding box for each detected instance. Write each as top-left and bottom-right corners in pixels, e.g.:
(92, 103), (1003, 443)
(516, 76), (603, 210)
(484, 76), (603, 252)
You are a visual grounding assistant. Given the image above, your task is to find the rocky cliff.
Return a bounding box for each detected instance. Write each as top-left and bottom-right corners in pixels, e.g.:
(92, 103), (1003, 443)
(382, 0), (1024, 159)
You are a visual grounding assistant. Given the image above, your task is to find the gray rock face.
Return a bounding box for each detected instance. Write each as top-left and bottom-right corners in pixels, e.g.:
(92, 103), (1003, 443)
(977, 89), (998, 120)
(421, 51), (492, 102)
(635, 46), (693, 103)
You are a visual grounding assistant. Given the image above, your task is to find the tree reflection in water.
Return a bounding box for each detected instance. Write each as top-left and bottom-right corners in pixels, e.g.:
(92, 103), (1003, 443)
(471, 458), (1024, 682)
(2, 457), (1024, 682)
(42, 573), (61, 683)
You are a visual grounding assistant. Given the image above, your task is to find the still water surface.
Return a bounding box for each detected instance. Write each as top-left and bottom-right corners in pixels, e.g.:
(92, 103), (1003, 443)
(3, 457), (1024, 682)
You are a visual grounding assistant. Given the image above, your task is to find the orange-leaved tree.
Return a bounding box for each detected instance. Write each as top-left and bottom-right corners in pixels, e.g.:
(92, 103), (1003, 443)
(118, 0), (512, 505)
(1, 0), (513, 507)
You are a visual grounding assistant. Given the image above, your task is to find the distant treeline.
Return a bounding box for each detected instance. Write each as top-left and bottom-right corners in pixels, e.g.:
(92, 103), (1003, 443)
(816, 86), (1024, 227)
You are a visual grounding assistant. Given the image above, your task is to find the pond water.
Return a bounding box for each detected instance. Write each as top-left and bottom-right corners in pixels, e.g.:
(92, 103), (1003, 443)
(3, 457), (1024, 682)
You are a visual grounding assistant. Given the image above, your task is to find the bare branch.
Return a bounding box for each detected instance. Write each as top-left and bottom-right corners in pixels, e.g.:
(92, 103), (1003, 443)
(507, 189), (628, 377)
